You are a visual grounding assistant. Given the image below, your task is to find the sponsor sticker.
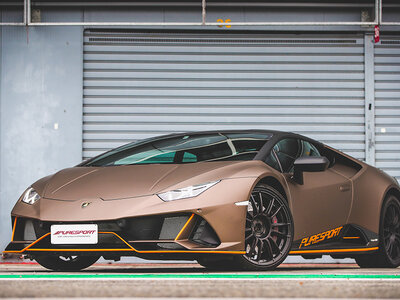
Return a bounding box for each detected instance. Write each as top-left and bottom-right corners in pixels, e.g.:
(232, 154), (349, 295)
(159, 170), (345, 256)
(299, 226), (343, 248)
(51, 224), (98, 244)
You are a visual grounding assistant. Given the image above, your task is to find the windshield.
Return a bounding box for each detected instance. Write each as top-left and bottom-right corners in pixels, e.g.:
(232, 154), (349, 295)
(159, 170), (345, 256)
(83, 132), (271, 166)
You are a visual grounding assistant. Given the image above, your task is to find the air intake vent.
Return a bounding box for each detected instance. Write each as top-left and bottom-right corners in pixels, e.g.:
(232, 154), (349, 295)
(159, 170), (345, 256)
(190, 219), (220, 247)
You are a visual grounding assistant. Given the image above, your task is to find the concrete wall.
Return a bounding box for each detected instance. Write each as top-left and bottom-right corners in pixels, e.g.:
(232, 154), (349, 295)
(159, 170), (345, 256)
(0, 18), (83, 250)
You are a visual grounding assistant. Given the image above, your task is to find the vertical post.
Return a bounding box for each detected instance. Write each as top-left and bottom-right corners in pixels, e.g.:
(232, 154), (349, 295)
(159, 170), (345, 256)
(27, 0), (31, 25)
(379, 0), (382, 24)
(364, 33), (376, 165)
(202, 0), (206, 25)
(375, 0), (379, 24)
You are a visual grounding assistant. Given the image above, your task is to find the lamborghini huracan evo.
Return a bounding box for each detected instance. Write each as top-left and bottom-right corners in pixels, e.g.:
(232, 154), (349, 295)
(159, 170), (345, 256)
(4, 130), (400, 271)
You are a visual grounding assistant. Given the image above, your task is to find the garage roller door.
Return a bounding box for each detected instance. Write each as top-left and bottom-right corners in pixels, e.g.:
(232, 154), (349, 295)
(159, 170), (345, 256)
(83, 30), (365, 162)
(375, 36), (400, 182)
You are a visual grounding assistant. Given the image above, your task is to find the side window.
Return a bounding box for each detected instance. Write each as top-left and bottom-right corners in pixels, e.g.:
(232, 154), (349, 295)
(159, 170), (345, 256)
(182, 152), (197, 163)
(265, 151), (281, 172)
(265, 138), (301, 173)
(300, 140), (321, 158)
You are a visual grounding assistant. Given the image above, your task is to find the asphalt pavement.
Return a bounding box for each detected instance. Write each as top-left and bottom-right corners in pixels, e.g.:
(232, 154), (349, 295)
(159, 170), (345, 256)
(0, 262), (400, 299)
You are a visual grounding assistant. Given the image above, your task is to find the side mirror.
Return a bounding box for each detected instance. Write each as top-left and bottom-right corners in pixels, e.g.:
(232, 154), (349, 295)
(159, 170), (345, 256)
(292, 156), (329, 185)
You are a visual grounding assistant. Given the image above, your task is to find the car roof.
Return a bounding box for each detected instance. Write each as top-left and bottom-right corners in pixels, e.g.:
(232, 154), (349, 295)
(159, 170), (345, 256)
(155, 129), (280, 139)
(156, 129), (319, 144)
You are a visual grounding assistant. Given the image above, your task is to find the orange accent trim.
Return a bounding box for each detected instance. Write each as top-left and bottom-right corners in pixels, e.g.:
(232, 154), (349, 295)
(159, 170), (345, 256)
(3, 233), (51, 254)
(25, 249), (246, 254)
(11, 217), (17, 242)
(3, 230), (245, 255)
(343, 236), (361, 240)
(289, 247), (379, 255)
(27, 249), (136, 252)
(175, 213), (195, 241)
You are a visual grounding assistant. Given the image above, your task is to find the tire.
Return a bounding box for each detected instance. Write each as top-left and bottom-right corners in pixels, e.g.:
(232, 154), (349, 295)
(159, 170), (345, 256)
(232, 184), (294, 271)
(355, 194), (400, 268)
(354, 254), (378, 268)
(34, 255), (100, 271)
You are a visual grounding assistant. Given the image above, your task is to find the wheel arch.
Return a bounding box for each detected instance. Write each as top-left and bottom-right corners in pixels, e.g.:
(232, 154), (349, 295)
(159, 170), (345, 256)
(368, 185), (400, 244)
(384, 186), (400, 201)
(256, 176), (288, 201)
(380, 186), (400, 221)
(250, 174), (295, 213)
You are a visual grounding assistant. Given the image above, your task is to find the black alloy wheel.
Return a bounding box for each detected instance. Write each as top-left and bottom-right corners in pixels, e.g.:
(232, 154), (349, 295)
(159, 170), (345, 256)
(355, 194), (400, 268)
(233, 184), (293, 270)
(380, 195), (400, 268)
(382, 197), (400, 265)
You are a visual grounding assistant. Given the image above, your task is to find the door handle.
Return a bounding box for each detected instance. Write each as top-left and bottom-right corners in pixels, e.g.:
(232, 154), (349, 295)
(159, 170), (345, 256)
(339, 185), (351, 192)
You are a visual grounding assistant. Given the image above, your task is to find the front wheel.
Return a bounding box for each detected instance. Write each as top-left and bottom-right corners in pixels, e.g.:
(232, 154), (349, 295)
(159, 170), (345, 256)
(232, 184), (294, 271)
(34, 255), (99, 271)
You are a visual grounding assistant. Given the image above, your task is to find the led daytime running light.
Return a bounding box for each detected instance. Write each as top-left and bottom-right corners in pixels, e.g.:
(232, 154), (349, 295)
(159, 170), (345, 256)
(158, 181), (220, 202)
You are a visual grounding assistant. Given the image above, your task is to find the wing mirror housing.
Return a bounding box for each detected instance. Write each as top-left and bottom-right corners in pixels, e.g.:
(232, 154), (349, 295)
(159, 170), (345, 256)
(292, 156), (329, 185)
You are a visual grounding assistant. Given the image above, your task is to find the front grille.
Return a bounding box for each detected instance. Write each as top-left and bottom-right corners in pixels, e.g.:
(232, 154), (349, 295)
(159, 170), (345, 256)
(16, 214), (191, 243)
(13, 214), (220, 251)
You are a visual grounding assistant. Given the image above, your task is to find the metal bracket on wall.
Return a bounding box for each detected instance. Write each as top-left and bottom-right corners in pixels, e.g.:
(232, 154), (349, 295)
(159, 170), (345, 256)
(364, 33), (376, 166)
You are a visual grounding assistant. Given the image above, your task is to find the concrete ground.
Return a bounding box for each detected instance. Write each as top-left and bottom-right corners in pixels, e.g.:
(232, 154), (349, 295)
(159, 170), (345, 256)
(0, 262), (399, 299)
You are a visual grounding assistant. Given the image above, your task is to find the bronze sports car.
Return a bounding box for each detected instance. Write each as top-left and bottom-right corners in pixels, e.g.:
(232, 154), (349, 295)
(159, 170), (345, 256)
(4, 130), (400, 271)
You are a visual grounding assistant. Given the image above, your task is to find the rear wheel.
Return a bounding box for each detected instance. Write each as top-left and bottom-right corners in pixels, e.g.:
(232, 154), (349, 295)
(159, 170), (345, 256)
(232, 184), (294, 271)
(355, 194), (400, 268)
(34, 255), (99, 271)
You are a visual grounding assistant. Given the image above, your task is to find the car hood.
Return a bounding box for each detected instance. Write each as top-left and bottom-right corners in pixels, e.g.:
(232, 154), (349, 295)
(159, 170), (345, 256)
(34, 161), (265, 201)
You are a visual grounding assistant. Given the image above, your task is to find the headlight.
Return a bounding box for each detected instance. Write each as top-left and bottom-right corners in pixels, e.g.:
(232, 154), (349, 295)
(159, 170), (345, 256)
(21, 187), (40, 205)
(157, 181), (220, 202)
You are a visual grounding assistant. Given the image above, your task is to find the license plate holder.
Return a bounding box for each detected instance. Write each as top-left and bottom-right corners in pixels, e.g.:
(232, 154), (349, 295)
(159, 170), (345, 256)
(50, 224), (98, 245)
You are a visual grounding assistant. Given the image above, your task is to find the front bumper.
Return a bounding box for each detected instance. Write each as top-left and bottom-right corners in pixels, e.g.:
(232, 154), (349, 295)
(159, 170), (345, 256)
(4, 177), (256, 256)
(4, 214), (245, 258)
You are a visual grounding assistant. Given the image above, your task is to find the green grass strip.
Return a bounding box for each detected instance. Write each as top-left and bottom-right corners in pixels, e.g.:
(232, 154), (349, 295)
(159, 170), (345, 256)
(0, 274), (399, 279)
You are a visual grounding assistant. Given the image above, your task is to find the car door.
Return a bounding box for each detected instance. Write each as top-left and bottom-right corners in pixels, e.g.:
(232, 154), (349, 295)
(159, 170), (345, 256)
(265, 138), (352, 241)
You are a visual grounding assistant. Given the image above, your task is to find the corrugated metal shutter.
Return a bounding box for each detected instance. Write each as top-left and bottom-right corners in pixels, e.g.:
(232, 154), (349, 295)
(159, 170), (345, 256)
(375, 36), (400, 182)
(83, 30), (365, 162)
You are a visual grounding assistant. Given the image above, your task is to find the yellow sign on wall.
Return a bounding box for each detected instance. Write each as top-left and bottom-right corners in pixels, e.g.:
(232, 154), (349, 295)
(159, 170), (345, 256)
(217, 19), (231, 28)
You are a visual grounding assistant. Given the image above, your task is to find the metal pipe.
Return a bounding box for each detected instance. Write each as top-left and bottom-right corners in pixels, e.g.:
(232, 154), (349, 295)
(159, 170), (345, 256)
(27, 0), (31, 24)
(0, 23), (26, 26)
(26, 21), (380, 26)
(202, 0), (206, 26)
(381, 22), (400, 25)
(379, 0), (382, 24)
